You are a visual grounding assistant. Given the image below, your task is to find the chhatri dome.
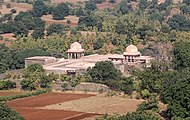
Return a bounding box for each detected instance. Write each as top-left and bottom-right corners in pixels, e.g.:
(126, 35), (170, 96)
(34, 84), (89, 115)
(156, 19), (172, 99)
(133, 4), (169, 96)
(67, 42), (84, 53)
(123, 44), (140, 56)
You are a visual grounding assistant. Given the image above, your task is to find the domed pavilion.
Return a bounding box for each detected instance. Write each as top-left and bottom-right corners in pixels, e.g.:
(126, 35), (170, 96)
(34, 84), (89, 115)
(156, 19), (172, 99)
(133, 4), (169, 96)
(123, 44), (140, 63)
(67, 42), (84, 59)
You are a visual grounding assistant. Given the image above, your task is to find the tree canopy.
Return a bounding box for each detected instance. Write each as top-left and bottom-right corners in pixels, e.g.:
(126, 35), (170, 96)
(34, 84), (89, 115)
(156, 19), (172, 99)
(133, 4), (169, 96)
(0, 103), (24, 120)
(87, 61), (122, 81)
(52, 3), (69, 20)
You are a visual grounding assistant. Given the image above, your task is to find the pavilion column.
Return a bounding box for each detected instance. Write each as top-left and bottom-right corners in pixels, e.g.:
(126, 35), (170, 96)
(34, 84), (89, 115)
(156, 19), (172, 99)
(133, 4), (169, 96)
(76, 53), (78, 59)
(71, 53), (73, 59)
(73, 53), (76, 59)
(79, 53), (81, 58)
(69, 53), (71, 59)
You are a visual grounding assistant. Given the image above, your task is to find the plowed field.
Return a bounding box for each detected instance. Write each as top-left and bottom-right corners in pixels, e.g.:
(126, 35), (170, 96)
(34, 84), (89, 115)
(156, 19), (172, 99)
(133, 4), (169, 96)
(7, 92), (96, 120)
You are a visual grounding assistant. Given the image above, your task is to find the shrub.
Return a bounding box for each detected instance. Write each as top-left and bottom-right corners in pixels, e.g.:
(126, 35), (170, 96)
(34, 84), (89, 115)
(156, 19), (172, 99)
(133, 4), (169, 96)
(0, 103), (24, 120)
(6, 3), (11, 8)
(10, 9), (17, 13)
(60, 74), (71, 81)
(109, 0), (116, 3)
(0, 80), (16, 90)
(66, 20), (71, 25)
(40, 74), (52, 88)
(20, 79), (36, 91)
(141, 89), (151, 99)
(61, 83), (68, 91)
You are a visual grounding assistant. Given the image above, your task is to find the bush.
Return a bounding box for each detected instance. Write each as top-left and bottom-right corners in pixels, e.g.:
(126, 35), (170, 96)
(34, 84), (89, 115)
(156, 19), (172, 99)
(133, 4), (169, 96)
(20, 79), (36, 91)
(40, 75), (52, 88)
(88, 61), (122, 81)
(61, 83), (68, 91)
(0, 103), (24, 120)
(137, 94), (159, 112)
(141, 89), (151, 99)
(6, 3), (11, 8)
(0, 80), (16, 90)
(109, 0), (116, 3)
(46, 24), (65, 36)
(52, 3), (69, 20)
(94, 40), (103, 50)
(66, 20), (71, 25)
(10, 9), (17, 13)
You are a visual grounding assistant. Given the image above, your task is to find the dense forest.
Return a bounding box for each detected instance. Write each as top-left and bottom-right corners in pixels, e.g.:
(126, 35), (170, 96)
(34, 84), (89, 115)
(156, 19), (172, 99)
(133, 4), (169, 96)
(0, 0), (190, 119)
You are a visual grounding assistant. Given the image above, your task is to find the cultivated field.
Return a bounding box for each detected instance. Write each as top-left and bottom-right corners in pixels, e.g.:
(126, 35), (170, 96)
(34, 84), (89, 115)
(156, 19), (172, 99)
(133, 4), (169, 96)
(13, 108), (97, 120)
(5, 92), (143, 120)
(7, 92), (97, 120)
(7, 92), (94, 107)
(42, 95), (143, 115)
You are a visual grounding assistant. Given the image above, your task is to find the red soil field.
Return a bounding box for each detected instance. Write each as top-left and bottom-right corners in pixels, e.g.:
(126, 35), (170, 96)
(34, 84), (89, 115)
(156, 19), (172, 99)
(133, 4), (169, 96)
(7, 92), (95, 108)
(11, 107), (97, 120)
(0, 91), (27, 97)
(7, 92), (97, 120)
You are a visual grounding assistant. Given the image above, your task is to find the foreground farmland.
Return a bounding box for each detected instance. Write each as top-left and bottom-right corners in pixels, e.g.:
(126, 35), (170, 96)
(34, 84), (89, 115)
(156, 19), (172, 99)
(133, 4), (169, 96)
(4, 92), (143, 120)
(7, 92), (98, 120)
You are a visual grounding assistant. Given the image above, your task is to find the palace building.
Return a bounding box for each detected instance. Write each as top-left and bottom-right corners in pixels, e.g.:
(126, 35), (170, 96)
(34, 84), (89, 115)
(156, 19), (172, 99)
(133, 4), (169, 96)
(25, 42), (153, 75)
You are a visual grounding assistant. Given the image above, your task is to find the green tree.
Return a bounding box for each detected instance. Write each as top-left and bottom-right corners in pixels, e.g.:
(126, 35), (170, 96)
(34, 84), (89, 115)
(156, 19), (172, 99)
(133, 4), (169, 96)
(23, 63), (45, 78)
(46, 24), (65, 35)
(0, 80), (16, 90)
(168, 15), (190, 31)
(93, 40), (103, 50)
(31, 27), (45, 39)
(88, 61), (122, 81)
(183, 0), (190, 5)
(32, 0), (47, 17)
(13, 49), (49, 69)
(180, 4), (190, 14)
(109, 0), (115, 3)
(40, 74), (52, 88)
(78, 15), (102, 31)
(139, 0), (148, 10)
(137, 94), (159, 112)
(52, 3), (69, 20)
(12, 21), (28, 37)
(173, 41), (190, 70)
(6, 3), (11, 8)
(0, 103), (24, 120)
(20, 79), (36, 91)
(160, 70), (190, 119)
(138, 61), (169, 93)
(76, 7), (84, 17)
(85, 0), (97, 11)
